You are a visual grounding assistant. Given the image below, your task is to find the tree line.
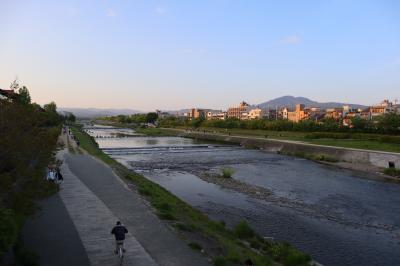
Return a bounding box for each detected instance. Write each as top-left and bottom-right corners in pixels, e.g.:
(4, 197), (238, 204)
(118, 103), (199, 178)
(101, 112), (158, 124)
(0, 82), (64, 263)
(157, 114), (400, 135)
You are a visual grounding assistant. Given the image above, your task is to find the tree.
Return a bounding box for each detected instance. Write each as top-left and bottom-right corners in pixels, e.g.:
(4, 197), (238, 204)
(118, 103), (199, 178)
(117, 115), (126, 123)
(351, 116), (366, 131)
(67, 113), (76, 122)
(9, 78), (19, 91)
(17, 86), (31, 104)
(190, 118), (204, 128)
(43, 101), (57, 113)
(145, 112), (158, 124)
(377, 113), (400, 133)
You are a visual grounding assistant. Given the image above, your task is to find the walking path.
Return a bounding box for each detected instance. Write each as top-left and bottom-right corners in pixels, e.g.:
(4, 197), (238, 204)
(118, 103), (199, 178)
(59, 151), (156, 266)
(62, 152), (209, 265)
(22, 130), (209, 265)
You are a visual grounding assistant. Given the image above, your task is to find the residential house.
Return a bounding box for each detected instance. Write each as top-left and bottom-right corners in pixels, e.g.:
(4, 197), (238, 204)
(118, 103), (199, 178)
(343, 112), (360, 127)
(281, 107), (289, 120)
(325, 108), (343, 121)
(248, 108), (265, 120)
(207, 110), (226, 120)
(0, 89), (15, 101)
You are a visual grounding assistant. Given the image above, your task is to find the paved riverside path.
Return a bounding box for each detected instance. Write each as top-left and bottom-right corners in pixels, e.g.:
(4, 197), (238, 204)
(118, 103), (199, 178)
(61, 150), (210, 266)
(59, 152), (156, 266)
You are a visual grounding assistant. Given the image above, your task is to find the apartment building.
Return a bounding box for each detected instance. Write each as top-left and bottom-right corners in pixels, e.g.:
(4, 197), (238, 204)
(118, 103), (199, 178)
(287, 104), (309, 122)
(370, 100), (396, 117)
(227, 101), (250, 119)
(188, 108), (207, 119)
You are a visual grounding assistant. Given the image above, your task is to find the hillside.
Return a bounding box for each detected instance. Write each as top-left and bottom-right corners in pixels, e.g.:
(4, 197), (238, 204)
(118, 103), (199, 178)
(258, 96), (365, 109)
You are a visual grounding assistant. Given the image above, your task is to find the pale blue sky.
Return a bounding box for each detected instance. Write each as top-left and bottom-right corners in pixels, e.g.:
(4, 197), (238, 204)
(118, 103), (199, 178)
(0, 0), (399, 111)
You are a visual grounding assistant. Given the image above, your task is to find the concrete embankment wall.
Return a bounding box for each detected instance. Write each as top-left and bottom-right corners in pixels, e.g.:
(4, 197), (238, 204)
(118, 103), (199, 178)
(179, 132), (400, 169)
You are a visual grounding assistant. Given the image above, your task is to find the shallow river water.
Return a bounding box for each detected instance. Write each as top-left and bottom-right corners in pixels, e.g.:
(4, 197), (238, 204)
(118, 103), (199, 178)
(87, 126), (400, 266)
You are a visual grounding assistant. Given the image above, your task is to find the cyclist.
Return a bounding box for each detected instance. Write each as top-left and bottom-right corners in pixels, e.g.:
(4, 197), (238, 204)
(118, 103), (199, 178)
(111, 221), (128, 254)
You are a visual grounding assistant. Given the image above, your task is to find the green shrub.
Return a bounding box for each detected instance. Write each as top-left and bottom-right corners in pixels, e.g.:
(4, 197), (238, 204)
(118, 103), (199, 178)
(378, 135), (400, 144)
(208, 220), (226, 232)
(267, 242), (310, 266)
(188, 242), (202, 251)
(157, 211), (176, 220)
(284, 251), (311, 266)
(383, 168), (400, 177)
(138, 187), (152, 196)
(0, 208), (18, 259)
(213, 256), (227, 266)
(173, 223), (192, 232)
(249, 237), (262, 250)
(158, 202), (172, 211)
(305, 132), (353, 139)
(233, 221), (255, 239)
(221, 167), (234, 178)
(313, 154), (339, 162)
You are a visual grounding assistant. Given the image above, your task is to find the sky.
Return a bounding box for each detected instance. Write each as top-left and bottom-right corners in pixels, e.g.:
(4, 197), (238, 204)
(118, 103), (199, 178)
(0, 0), (399, 111)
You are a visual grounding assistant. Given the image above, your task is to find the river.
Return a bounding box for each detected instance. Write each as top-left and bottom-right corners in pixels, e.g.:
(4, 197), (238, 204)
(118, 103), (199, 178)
(86, 125), (400, 266)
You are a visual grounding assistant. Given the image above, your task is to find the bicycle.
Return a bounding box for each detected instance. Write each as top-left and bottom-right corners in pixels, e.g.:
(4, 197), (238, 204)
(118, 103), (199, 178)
(116, 240), (124, 265)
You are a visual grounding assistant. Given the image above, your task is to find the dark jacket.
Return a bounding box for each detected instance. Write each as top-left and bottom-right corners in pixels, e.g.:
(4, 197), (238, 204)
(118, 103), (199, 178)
(111, 225), (128, 240)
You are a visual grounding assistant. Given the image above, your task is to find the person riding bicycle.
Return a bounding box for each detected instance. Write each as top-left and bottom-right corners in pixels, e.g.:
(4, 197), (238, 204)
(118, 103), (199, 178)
(111, 221), (128, 254)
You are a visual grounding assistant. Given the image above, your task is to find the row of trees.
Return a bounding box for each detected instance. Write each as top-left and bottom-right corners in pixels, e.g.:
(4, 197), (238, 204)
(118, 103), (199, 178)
(158, 114), (400, 134)
(102, 112), (158, 124)
(0, 83), (63, 262)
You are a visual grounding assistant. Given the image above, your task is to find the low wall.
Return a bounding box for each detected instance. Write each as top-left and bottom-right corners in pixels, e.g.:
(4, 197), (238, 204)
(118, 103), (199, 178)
(180, 132), (400, 169)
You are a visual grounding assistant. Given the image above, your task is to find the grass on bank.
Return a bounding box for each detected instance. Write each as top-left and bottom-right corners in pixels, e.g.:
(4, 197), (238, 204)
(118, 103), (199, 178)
(307, 139), (400, 153)
(70, 125), (114, 164)
(278, 151), (339, 163)
(383, 168), (400, 177)
(135, 127), (179, 136)
(70, 123), (311, 266)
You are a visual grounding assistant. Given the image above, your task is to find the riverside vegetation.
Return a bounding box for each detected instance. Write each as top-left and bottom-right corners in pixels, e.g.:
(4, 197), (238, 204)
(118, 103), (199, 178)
(100, 113), (400, 153)
(70, 123), (311, 266)
(0, 84), (67, 265)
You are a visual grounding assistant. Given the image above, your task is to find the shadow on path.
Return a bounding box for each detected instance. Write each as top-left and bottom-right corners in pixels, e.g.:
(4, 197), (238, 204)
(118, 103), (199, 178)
(21, 193), (90, 266)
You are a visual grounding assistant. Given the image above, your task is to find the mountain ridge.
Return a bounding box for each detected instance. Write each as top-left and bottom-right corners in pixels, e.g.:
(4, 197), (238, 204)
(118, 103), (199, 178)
(59, 107), (140, 118)
(257, 96), (366, 109)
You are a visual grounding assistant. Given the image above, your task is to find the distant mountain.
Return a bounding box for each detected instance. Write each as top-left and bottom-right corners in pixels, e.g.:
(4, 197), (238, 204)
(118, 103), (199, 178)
(257, 96), (366, 109)
(59, 107), (141, 118)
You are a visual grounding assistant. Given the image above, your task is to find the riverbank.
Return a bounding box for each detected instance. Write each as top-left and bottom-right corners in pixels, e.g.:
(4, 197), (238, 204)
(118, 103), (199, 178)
(149, 127), (399, 181)
(70, 123), (312, 266)
(93, 122), (400, 181)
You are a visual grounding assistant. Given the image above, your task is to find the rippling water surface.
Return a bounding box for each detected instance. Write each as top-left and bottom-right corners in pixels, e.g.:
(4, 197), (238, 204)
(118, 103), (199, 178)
(87, 126), (400, 266)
